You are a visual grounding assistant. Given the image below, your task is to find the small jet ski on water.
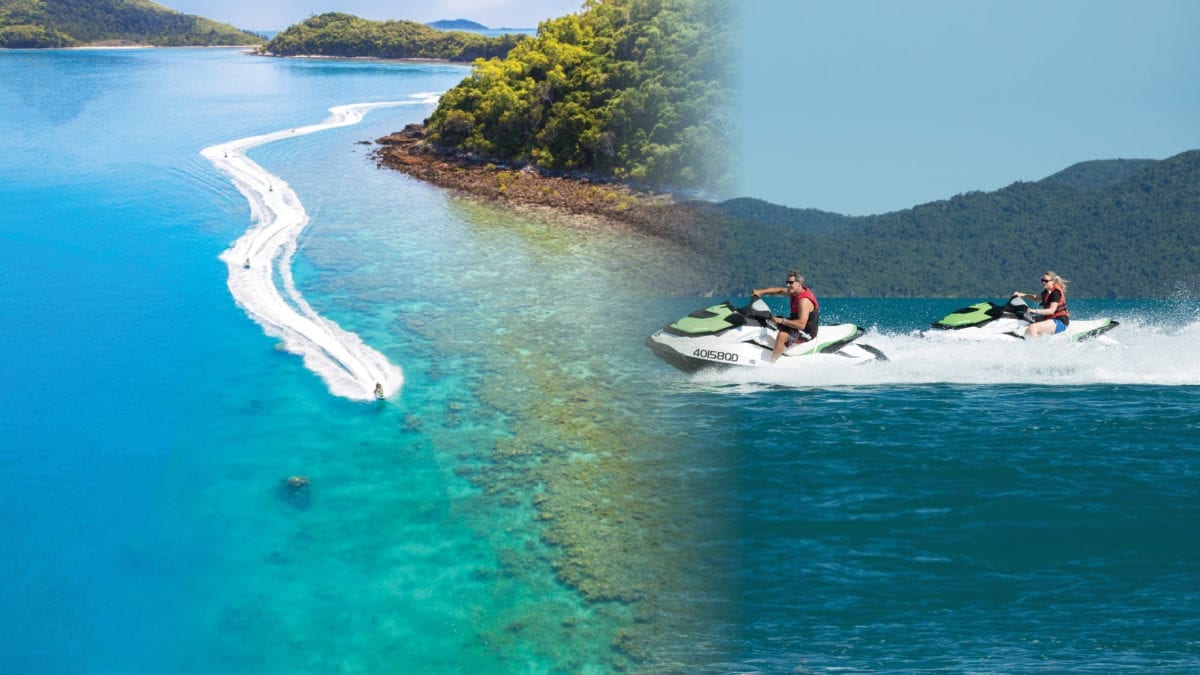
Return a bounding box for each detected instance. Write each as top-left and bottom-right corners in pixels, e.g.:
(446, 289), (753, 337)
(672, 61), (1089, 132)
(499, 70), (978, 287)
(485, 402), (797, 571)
(926, 296), (1119, 341)
(645, 298), (887, 372)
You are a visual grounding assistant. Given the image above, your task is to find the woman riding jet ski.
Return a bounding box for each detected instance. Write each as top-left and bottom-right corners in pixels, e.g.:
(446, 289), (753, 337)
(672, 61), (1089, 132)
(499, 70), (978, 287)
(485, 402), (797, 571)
(926, 296), (1118, 341)
(645, 298), (887, 372)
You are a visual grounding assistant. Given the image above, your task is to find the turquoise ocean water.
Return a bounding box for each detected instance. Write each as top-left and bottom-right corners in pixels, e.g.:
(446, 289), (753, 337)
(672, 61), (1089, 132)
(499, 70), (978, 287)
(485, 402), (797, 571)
(3, 49), (1200, 672)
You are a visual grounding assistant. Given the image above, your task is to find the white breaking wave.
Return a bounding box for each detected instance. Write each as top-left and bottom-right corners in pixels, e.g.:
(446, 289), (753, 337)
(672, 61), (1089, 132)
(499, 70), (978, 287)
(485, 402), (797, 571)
(201, 96), (437, 401)
(691, 314), (1200, 389)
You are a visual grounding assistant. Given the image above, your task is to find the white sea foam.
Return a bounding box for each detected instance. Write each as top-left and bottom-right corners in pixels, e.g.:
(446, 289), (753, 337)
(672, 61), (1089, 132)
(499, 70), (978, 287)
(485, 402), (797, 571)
(201, 96), (438, 401)
(691, 313), (1200, 390)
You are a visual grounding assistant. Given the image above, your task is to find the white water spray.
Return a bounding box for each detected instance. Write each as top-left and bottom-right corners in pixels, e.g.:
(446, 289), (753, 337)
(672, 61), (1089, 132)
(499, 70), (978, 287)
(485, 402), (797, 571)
(691, 313), (1200, 390)
(201, 96), (438, 400)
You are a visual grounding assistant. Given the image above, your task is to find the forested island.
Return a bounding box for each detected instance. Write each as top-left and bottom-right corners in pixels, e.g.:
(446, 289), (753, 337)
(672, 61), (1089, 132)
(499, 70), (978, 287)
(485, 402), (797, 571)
(10, 0), (1186, 298)
(379, 135), (1200, 299)
(261, 13), (524, 61)
(420, 0), (735, 192)
(0, 0), (263, 48)
(370, 0), (1194, 298)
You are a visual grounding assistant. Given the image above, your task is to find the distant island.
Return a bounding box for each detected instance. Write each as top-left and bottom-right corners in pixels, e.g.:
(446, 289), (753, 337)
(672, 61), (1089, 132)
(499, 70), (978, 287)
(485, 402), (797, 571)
(261, 13), (524, 61)
(426, 19), (488, 31)
(0, 0), (264, 48)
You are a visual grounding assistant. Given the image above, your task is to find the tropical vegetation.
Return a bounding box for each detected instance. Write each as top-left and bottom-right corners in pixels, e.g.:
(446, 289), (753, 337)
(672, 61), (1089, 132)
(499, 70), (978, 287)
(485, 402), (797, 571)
(263, 13), (524, 61)
(0, 0), (264, 48)
(423, 0), (736, 193)
(671, 152), (1200, 298)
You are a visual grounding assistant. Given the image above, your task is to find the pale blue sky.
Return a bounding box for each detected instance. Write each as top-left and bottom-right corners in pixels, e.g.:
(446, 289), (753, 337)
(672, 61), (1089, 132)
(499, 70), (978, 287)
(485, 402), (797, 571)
(167, 0), (584, 32)
(740, 0), (1200, 214)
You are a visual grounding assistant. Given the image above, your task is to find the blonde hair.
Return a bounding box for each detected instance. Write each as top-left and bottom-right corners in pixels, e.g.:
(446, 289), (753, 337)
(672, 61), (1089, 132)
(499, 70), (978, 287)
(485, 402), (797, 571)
(1044, 271), (1068, 289)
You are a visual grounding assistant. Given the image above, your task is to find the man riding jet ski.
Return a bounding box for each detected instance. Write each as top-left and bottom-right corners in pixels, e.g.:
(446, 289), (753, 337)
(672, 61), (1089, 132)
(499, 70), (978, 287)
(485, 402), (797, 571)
(645, 298), (887, 372)
(926, 296), (1118, 341)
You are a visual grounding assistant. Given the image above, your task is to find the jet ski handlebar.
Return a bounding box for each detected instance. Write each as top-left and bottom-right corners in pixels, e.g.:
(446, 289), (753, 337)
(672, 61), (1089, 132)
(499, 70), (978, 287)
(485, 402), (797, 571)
(1004, 296), (1032, 321)
(739, 298), (777, 326)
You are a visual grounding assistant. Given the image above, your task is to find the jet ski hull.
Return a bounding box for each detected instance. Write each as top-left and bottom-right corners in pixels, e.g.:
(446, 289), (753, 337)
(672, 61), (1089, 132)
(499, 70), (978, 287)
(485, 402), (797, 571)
(925, 317), (1119, 342)
(926, 299), (1119, 342)
(646, 308), (886, 372)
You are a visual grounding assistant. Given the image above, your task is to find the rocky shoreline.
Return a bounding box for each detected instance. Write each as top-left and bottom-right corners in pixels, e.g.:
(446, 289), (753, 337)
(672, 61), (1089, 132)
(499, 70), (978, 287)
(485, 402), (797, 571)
(371, 124), (698, 247)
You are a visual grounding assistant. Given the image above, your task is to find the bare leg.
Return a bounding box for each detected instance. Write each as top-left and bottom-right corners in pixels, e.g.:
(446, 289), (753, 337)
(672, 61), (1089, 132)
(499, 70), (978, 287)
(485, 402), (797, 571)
(1026, 319), (1054, 339)
(770, 331), (789, 362)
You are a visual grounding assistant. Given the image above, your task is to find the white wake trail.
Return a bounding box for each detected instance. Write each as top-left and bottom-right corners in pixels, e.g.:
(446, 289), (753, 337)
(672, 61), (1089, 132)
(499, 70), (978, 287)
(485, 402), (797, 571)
(201, 96), (437, 401)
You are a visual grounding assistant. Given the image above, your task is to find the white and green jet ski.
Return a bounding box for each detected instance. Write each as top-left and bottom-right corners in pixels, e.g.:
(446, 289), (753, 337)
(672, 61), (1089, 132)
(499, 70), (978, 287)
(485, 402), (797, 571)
(645, 298), (887, 372)
(926, 296), (1119, 341)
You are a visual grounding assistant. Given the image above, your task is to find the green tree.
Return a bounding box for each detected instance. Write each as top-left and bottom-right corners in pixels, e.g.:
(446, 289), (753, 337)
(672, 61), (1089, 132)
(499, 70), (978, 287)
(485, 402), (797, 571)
(424, 0), (736, 193)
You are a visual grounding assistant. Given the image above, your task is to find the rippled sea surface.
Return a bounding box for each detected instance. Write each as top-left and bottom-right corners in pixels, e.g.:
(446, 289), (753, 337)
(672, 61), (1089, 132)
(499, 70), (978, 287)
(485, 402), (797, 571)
(2, 49), (1199, 673)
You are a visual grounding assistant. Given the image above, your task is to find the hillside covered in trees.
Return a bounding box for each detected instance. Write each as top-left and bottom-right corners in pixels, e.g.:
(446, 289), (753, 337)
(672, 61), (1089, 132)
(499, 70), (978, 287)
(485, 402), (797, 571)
(262, 13), (524, 61)
(0, 0), (263, 48)
(422, 0), (735, 192)
(427, 19), (488, 31)
(671, 152), (1200, 298)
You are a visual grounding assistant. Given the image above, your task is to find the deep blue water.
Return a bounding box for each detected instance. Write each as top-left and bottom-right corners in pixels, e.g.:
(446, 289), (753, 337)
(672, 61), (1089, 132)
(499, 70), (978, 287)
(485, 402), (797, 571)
(2, 49), (1199, 673)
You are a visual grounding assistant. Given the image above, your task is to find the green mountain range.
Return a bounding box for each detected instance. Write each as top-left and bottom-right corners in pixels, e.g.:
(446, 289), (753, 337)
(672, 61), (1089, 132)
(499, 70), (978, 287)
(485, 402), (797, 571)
(262, 13), (523, 61)
(672, 151), (1200, 298)
(0, 0), (264, 48)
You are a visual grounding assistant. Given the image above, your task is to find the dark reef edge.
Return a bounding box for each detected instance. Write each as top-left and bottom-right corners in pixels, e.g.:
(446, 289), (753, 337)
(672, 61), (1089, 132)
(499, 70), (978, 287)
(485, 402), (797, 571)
(372, 124), (706, 250)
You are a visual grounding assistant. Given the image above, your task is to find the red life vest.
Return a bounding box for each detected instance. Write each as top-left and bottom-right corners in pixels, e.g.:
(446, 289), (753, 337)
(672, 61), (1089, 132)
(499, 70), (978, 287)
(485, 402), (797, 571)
(790, 287), (820, 338)
(1040, 284), (1069, 322)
